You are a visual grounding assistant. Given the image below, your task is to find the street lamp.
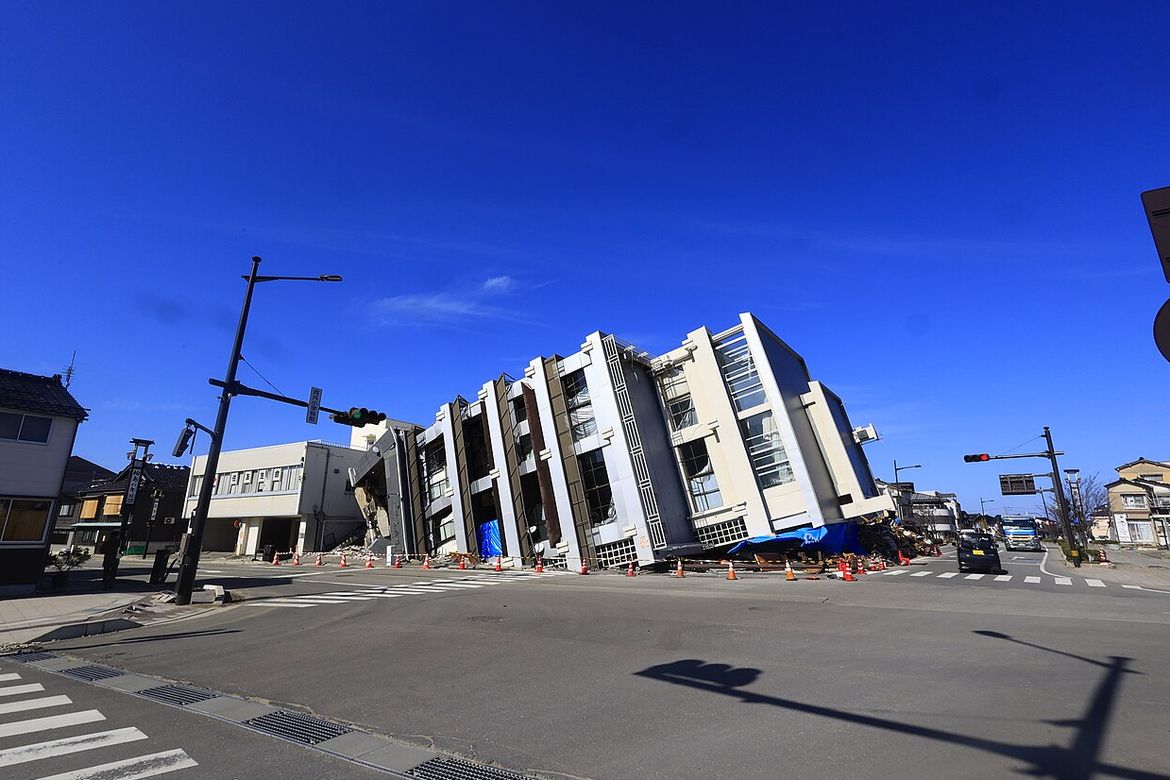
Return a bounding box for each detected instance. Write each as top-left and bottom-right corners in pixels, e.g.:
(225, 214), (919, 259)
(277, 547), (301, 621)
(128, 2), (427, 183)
(892, 459), (922, 527)
(979, 497), (995, 529)
(174, 256), (342, 605)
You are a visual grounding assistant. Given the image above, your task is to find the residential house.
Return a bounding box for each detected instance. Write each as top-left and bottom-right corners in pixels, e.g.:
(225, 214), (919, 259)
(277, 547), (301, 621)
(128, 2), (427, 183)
(0, 369), (88, 595)
(1105, 457), (1170, 547)
(50, 455), (116, 547)
(69, 462), (190, 553)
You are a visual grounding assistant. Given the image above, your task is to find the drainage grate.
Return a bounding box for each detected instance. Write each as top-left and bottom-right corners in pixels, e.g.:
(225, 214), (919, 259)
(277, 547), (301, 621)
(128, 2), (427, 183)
(60, 665), (125, 682)
(137, 684), (218, 706)
(410, 757), (532, 780)
(4, 652), (59, 663)
(244, 710), (353, 745)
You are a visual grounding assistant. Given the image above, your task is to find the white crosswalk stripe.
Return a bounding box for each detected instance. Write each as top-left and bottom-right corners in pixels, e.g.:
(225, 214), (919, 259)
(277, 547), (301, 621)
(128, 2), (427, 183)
(937, 572), (959, 579)
(875, 569), (1116, 589)
(0, 673), (23, 683)
(881, 570), (906, 576)
(964, 574), (984, 580)
(1025, 576), (1042, 583)
(1085, 578), (1106, 588)
(243, 572), (561, 609)
(994, 575), (1012, 582)
(0, 666), (198, 779)
(910, 571), (931, 577)
(1054, 577), (1072, 586)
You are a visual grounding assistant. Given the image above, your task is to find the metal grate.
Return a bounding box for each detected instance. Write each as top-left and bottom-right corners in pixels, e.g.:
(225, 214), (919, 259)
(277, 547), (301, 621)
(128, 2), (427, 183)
(595, 537), (638, 568)
(244, 710), (353, 745)
(695, 517), (750, 548)
(410, 756), (532, 780)
(60, 665), (125, 682)
(3, 652), (59, 663)
(137, 684), (218, 706)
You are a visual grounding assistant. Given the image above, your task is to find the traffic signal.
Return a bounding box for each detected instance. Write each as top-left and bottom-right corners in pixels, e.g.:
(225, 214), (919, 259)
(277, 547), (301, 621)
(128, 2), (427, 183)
(172, 425), (195, 458)
(330, 407), (388, 427)
(963, 453), (991, 463)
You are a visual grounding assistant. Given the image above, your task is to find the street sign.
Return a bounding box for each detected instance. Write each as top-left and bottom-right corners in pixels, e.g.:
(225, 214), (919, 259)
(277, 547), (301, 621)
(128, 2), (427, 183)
(999, 474), (1037, 495)
(306, 386), (323, 425)
(126, 462), (145, 504)
(1141, 186), (1170, 284)
(1155, 298), (1170, 364)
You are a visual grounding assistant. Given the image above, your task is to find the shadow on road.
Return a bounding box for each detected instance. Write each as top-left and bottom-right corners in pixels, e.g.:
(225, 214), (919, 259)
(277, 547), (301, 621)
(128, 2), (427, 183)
(633, 632), (1166, 780)
(58, 628), (241, 650)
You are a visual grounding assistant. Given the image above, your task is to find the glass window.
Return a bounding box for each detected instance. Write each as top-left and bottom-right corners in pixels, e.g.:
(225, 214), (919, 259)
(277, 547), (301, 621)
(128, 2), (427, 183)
(1, 499), (52, 542)
(679, 439), (723, 512)
(666, 396), (697, 431)
(102, 495), (124, 516)
(578, 449), (616, 527)
(0, 412), (20, 439)
(1122, 494), (1147, 510)
(18, 415), (52, 442)
(517, 433), (533, 461)
(713, 331), (767, 412)
(740, 411), (794, 488)
(58, 502), (75, 517)
(271, 468), (283, 490)
(563, 369), (597, 441)
(512, 397), (528, 423)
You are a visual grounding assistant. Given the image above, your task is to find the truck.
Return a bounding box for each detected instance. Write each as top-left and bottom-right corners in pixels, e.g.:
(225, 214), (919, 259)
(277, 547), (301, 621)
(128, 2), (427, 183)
(1000, 516), (1043, 552)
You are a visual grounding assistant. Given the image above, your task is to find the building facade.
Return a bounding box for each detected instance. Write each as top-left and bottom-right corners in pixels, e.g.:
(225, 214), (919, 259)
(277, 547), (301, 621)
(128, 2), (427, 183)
(351, 314), (891, 570)
(1105, 458), (1170, 548)
(0, 369), (87, 594)
(51, 456), (116, 547)
(67, 462), (190, 553)
(184, 441), (368, 556)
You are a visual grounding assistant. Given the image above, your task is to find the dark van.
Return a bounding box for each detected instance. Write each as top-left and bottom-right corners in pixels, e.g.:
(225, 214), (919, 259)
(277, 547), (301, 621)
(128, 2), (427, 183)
(958, 533), (1001, 574)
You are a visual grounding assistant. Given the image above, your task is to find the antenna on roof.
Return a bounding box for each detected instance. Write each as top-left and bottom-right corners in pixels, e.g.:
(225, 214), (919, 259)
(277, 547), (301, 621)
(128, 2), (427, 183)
(62, 351), (77, 389)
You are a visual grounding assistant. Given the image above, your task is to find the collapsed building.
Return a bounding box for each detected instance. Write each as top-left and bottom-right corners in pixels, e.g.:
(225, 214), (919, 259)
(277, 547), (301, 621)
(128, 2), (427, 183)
(348, 313), (893, 570)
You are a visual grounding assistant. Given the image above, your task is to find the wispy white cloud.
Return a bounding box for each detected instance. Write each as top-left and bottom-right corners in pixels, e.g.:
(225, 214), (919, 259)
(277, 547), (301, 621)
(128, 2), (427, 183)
(370, 276), (533, 326)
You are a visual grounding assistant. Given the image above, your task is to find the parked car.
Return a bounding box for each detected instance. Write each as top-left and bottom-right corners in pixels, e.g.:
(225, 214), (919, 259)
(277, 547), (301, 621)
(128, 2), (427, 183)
(957, 533), (1001, 573)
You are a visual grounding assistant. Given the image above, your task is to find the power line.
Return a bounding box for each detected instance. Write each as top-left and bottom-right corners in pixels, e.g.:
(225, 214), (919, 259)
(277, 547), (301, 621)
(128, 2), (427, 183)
(239, 355), (284, 397)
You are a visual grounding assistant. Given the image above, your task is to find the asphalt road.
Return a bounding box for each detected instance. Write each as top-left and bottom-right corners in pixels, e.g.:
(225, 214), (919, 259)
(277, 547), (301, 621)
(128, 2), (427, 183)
(42, 557), (1170, 780)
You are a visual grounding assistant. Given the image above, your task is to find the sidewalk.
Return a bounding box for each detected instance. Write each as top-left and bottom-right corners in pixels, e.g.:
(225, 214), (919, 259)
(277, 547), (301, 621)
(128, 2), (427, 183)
(1050, 544), (1170, 590)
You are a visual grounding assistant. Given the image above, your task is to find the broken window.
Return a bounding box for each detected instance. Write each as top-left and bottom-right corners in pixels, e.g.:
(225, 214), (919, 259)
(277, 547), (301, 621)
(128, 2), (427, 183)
(578, 449), (616, 527)
(679, 439), (723, 512)
(422, 441), (450, 504)
(740, 411), (794, 488)
(659, 367), (697, 431)
(563, 369), (598, 441)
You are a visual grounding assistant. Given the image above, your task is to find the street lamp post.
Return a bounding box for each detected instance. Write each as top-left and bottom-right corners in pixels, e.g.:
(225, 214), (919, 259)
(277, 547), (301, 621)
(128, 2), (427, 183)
(893, 459), (922, 529)
(979, 497), (995, 530)
(174, 257), (341, 605)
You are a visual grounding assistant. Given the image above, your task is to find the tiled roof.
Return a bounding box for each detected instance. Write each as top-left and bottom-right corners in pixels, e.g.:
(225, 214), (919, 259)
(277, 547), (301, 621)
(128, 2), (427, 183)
(85, 462), (191, 495)
(0, 369), (87, 420)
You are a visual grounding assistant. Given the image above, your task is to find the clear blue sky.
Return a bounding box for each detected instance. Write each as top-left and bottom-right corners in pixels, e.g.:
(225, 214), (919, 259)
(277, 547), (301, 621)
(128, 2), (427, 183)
(2, 2), (1167, 514)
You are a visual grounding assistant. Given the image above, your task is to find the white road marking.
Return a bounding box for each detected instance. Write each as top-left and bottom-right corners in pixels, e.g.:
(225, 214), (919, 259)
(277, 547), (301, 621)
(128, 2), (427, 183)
(34, 748), (197, 780)
(1054, 577), (1072, 586)
(0, 684), (45, 698)
(937, 572), (959, 579)
(1120, 584), (1170, 594)
(244, 601), (315, 608)
(910, 571), (932, 577)
(0, 673), (22, 682)
(0, 695), (72, 716)
(0, 710), (105, 739)
(196, 569), (223, 574)
(964, 574), (985, 580)
(0, 727), (147, 768)
(1084, 579), (1106, 588)
(1024, 576), (1041, 584)
(994, 575), (1012, 582)
(881, 570), (906, 576)
(309, 594), (374, 601)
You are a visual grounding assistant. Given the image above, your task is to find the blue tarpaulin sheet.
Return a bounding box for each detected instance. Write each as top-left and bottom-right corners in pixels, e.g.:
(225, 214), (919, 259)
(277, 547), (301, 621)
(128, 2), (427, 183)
(727, 523), (865, 555)
(477, 520), (503, 558)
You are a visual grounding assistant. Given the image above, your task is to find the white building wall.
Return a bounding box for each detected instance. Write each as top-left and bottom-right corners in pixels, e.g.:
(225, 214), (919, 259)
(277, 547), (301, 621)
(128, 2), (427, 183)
(0, 408), (77, 498)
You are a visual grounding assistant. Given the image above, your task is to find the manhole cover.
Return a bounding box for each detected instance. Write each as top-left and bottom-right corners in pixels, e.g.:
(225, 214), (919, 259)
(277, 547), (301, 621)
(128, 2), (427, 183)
(411, 757), (531, 780)
(60, 665), (124, 681)
(137, 685), (218, 706)
(244, 710), (353, 745)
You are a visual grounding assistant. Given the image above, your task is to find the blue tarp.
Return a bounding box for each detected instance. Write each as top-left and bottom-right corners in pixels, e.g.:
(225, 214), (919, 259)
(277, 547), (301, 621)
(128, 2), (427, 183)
(727, 523), (865, 556)
(477, 519), (504, 558)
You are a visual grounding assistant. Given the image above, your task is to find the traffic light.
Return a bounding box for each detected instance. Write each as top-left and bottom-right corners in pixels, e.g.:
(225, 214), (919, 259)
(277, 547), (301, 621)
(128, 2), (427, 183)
(963, 453), (991, 463)
(172, 425), (195, 458)
(330, 407), (388, 427)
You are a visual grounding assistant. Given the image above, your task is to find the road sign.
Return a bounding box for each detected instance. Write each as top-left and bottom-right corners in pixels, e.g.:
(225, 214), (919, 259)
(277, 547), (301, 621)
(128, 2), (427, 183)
(999, 474), (1037, 496)
(306, 386), (323, 424)
(1141, 186), (1170, 284)
(1155, 298), (1170, 364)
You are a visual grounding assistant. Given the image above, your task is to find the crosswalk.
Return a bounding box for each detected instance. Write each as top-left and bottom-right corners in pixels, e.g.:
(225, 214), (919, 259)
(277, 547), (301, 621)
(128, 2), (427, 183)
(0, 662), (196, 779)
(877, 568), (1118, 589)
(244, 570), (572, 609)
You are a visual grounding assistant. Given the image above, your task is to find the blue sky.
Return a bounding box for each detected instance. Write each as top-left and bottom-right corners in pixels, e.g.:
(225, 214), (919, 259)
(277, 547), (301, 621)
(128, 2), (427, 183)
(2, 2), (1167, 514)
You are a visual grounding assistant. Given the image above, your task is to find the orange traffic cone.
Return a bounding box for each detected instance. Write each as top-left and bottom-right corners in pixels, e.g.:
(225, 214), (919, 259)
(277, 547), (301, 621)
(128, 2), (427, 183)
(272, 550), (281, 566)
(293, 552), (302, 567)
(726, 560), (738, 581)
(339, 552), (348, 568)
(535, 557), (544, 574)
(579, 560), (589, 575)
(626, 562), (636, 577)
(898, 551), (910, 566)
(365, 554), (374, 569)
(785, 560), (796, 581)
(315, 553), (324, 567)
(495, 556), (503, 573)
(421, 555), (431, 570)
(393, 554), (402, 569)
(458, 556), (466, 570)
(843, 568), (856, 582)
(674, 559), (685, 578)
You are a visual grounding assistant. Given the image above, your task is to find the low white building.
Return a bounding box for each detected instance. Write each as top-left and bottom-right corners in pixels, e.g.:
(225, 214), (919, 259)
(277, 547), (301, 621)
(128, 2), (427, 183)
(184, 441), (368, 556)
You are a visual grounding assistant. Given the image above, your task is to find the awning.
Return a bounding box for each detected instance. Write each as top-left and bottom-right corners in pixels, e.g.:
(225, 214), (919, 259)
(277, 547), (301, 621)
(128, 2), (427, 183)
(727, 522), (865, 555)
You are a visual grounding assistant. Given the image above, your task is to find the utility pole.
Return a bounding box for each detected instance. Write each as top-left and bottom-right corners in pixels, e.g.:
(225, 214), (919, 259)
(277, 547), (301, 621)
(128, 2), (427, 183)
(1043, 426), (1082, 566)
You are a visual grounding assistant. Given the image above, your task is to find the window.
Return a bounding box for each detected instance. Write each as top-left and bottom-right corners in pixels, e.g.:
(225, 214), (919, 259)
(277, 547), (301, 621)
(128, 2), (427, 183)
(516, 433), (534, 461)
(512, 397), (528, 423)
(102, 495), (124, 516)
(563, 369), (597, 441)
(0, 412), (53, 443)
(1122, 494), (1148, 510)
(0, 498), (53, 542)
(1140, 473), (1164, 483)
(578, 449), (616, 527)
(713, 331), (767, 412)
(344, 480), (355, 494)
(58, 502), (75, 517)
(256, 469), (268, 492)
(659, 367), (697, 431)
(740, 411), (794, 488)
(80, 499), (98, 519)
(271, 468), (283, 490)
(679, 439), (723, 512)
(423, 442), (450, 504)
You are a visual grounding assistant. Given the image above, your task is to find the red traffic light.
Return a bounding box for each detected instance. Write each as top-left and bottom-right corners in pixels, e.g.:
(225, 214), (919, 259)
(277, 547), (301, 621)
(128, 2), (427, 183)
(963, 453), (991, 463)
